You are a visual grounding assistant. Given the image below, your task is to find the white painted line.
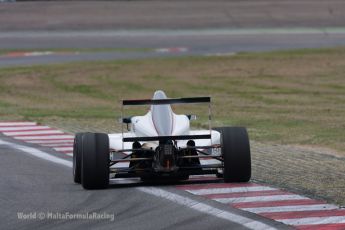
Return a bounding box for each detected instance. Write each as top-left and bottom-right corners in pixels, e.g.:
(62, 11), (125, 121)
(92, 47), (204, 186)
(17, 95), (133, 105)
(66, 153), (73, 157)
(214, 195), (307, 204)
(187, 186), (277, 195)
(205, 52), (237, 57)
(155, 47), (188, 53)
(14, 135), (74, 140)
(27, 140), (74, 144)
(155, 48), (172, 53)
(0, 139), (72, 168)
(278, 216), (345, 225)
(138, 187), (277, 230)
(243, 204), (339, 213)
(53, 147), (73, 151)
(24, 51), (54, 57)
(0, 122), (36, 126)
(4, 28), (345, 39)
(0, 126), (51, 131)
(3, 130), (64, 136)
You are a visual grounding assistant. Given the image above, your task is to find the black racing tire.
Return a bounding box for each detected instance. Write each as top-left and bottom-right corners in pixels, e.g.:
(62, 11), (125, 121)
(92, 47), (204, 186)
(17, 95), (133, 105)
(73, 133), (84, 184)
(214, 127), (251, 182)
(178, 175), (190, 181)
(81, 133), (110, 189)
(216, 172), (223, 178)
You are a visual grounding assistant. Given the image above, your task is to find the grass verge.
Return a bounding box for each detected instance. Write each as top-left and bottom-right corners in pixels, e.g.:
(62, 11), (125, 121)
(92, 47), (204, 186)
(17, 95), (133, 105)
(0, 47), (344, 155)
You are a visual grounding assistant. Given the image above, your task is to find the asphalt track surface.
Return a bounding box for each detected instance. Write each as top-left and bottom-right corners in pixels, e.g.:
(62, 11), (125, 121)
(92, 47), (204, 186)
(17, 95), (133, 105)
(1, 1), (345, 30)
(2, 29), (345, 67)
(1, 0), (345, 67)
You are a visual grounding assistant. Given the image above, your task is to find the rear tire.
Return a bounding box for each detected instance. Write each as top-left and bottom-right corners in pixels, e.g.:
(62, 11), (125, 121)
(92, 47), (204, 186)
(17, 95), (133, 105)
(73, 133), (84, 184)
(214, 127), (251, 182)
(81, 133), (109, 189)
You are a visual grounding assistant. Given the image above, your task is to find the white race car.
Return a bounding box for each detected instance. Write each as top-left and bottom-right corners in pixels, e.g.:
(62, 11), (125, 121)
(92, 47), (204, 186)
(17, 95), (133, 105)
(73, 90), (251, 189)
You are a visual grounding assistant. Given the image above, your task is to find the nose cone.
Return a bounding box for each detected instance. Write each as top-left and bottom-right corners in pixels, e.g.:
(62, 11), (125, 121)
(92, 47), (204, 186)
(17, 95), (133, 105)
(151, 90), (173, 135)
(153, 90), (168, 100)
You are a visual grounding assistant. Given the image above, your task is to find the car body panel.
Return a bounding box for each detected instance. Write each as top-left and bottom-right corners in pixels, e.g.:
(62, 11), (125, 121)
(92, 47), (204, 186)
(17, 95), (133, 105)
(108, 90), (221, 169)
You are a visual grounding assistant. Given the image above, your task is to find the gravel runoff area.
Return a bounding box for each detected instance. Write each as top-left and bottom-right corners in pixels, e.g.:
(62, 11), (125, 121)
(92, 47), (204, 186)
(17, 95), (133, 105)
(44, 118), (345, 206)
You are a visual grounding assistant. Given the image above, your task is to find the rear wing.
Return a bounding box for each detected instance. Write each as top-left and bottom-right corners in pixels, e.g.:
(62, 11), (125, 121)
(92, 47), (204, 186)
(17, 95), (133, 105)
(122, 97), (210, 106)
(123, 134), (211, 142)
(120, 96), (212, 145)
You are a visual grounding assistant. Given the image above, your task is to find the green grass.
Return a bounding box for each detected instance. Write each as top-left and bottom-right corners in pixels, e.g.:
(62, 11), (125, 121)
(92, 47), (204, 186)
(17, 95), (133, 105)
(0, 47), (345, 155)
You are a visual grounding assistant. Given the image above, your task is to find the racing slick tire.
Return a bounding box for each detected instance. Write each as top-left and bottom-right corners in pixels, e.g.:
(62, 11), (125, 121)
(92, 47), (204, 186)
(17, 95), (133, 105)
(73, 132), (85, 184)
(81, 133), (109, 189)
(214, 127), (251, 182)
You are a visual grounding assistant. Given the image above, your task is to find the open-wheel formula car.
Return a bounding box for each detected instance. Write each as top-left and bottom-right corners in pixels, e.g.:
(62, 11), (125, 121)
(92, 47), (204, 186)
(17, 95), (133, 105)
(73, 90), (251, 189)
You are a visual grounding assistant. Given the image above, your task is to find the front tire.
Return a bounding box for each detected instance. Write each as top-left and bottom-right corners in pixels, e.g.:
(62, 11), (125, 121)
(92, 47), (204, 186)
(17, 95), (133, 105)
(214, 127), (251, 182)
(81, 133), (110, 189)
